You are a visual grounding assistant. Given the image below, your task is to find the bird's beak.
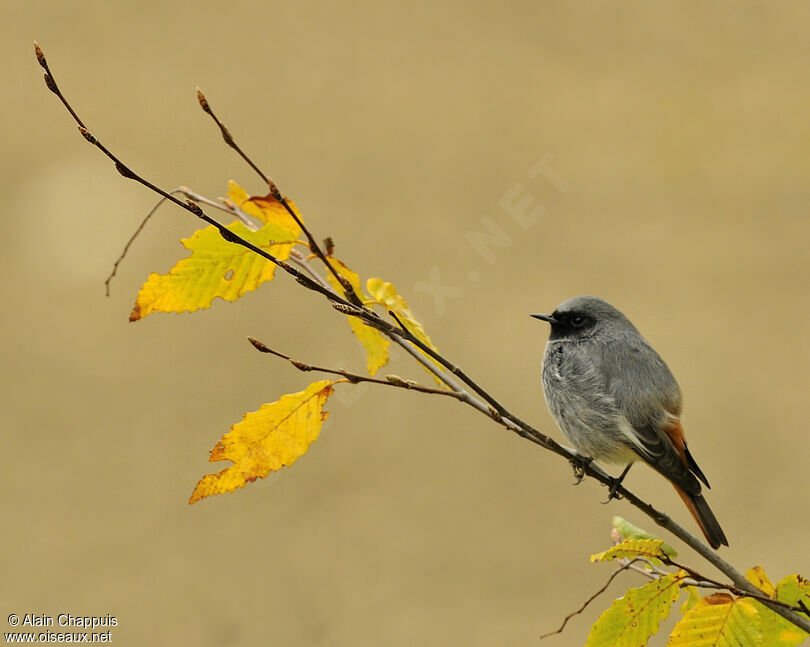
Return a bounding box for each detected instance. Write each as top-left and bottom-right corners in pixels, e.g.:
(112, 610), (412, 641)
(530, 313), (557, 324)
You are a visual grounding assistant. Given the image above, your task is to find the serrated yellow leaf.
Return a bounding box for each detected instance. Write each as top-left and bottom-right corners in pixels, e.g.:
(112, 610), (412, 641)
(365, 277), (445, 387)
(189, 380), (334, 503)
(746, 565), (776, 597)
(130, 220), (298, 320)
(586, 574), (682, 647)
(591, 538), (666, 563)
(667, 593), (762, 647)
(226, 180), (303, 236)
(324, 258), (390, 376)
(612, 516), (678, 558)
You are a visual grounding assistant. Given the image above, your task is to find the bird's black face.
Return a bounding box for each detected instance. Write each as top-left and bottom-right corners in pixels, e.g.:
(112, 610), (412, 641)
(531, 309), (597, 340)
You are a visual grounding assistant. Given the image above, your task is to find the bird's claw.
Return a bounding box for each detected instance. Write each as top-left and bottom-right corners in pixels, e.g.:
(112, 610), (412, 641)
(569, 455), (593, 485)
(602, 478), (625, 503)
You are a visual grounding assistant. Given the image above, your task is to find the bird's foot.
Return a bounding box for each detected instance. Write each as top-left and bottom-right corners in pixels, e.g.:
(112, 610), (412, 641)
(569, 455), (593, 485)
(602, 464), (633, 504)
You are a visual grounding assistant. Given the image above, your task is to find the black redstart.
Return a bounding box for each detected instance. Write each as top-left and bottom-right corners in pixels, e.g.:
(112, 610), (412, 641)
(531, 295), (728, 549)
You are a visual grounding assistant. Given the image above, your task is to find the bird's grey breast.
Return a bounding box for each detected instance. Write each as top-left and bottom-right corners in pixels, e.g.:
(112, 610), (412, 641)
(541, 339), (637, 463)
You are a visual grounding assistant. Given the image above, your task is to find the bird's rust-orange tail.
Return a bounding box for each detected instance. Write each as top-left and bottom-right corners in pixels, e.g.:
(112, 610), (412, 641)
(673, 484), (728, 549)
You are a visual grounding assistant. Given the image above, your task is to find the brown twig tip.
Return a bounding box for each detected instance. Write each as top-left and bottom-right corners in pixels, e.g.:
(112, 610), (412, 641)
(247, 337), (269, 352)
(323, 237), (335, 256)
(34, 41), (47, 68)
(196, 87), (211, 113)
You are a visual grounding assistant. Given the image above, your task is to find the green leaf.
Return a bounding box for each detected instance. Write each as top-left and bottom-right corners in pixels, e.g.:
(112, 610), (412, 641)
(612, 516), (677, 558)
(586, 574), (682, 647)
(752, 574), (810, 647)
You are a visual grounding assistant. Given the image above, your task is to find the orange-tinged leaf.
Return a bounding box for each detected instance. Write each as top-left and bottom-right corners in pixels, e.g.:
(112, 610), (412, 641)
(667, 593), (762, 647)
(130, 220), (297, 320)
(226, 180), (303, 237)
(189, 380), (334, 503)
(325, 258), (390, 375)
(586, 574), (682, 647)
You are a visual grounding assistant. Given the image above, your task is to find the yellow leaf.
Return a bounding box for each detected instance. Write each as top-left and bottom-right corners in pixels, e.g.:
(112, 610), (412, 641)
(324, 258), (390, 376)
(750, 574), (810, 647)
(667, 593), (762, 647)
(746, 565), (776, 597)
(226, 180), (303, 237)
(591, 538), (667, 563)
(586, 574), (682, 647)
(130, 220), (297, 320)
(366, 277), (445, 387)
(189, 380), (334, 503)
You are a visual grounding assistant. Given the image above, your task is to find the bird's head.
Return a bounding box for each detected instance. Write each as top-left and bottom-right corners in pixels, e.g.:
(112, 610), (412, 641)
(531, 295), (636, 341)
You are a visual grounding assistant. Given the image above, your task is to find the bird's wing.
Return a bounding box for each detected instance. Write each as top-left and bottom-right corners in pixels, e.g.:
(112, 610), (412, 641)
(591, 337), (702, 494)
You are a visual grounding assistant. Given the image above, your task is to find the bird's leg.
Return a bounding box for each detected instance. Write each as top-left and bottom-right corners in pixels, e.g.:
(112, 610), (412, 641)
(603, 463), (633, 503)
(569, 454), (593, 485)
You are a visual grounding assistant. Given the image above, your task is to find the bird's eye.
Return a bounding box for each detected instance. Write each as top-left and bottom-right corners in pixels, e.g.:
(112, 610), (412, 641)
(570, 314), (586, 327)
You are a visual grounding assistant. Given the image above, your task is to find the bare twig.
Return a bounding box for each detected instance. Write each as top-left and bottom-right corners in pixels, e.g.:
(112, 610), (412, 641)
(105, 191), (171, 296)
(540, 560), (644, 639)
(660, 555), (810, 616)
(35, 42), (356, 311)
(36, 42), (810, 636)
(195, 88), (364, 308)
(104, 186), (260, 296)
(247, 338), (465, 400)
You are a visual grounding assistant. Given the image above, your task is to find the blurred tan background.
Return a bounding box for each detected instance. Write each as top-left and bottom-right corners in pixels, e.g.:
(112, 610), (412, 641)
(4, 1), (809, 645)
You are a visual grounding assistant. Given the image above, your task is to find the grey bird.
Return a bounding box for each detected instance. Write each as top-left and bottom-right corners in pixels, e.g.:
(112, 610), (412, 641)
(531, 295), (728, 549)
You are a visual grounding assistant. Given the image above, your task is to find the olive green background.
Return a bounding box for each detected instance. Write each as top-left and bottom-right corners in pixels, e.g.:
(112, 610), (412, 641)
(4, 2), (809, 645)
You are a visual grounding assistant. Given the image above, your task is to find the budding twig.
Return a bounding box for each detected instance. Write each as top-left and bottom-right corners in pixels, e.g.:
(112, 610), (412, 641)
(35, 42), (353, 313)
(195, 87), (364, 307)
(247, 338), (465, 400)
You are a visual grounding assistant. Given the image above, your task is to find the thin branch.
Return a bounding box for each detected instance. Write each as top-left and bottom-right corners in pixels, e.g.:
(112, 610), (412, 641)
(540, 560), (643, 639)
(660, 555), (810, 616)
(35, 42), (356, 312)
(247, 338), (465, 400)
(105, 191), (171, 296)
(36, 43), (810, 635)
(195, 88), (364, 308)
(179, 187), (259, 230)
(104, 186), (259, 296)
(288, 250), (472, 397)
